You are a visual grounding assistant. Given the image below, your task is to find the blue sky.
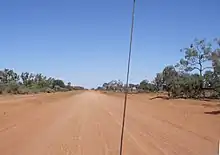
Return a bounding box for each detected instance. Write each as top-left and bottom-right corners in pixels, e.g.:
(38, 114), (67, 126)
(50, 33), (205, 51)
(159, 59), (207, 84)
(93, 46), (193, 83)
(0, 0), (219, 88)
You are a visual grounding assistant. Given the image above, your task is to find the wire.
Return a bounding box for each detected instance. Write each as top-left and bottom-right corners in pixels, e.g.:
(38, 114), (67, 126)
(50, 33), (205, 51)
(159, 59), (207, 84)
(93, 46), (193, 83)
(119, 0), (136, 155)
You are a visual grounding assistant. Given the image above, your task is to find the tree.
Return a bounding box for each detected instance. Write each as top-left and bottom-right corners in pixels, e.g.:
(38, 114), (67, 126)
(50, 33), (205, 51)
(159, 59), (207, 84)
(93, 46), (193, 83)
(1, 69), (19, 83)
(138, 80), (156, 92)
(175, 39), (215, 97)
(153, 73), (163, 91)
(21, 72), (29, 86)
(162, 66), (178, 97)
(204, 70), (215, 88)
(212, 38), (220, 74)
(176, 39), (212, 76)
(96, 86), (103, 90)
(139, 80), (148, 91)
(33, 74), (47, 88)
(0, 71), (4, 82)
(47, 77), (55, 88)
(183, 74), (202, 98)
(53, 79), (65, 88)
(21, 72), (35, 86)
(66, 82), (73, 91)
(0, 69), (75, 94)
(105, 80), (124, 91)
(102, 83), (108, 90)
(67, 82), (71, 87)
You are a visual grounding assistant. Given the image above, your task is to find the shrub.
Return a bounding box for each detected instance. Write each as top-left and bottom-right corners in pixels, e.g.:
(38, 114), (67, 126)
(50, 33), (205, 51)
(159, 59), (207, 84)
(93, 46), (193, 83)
(0, 83), (6, 94)
(43, 88), (55, 93)
(4, 82), (20, 94)
(17, 86), (31, 94)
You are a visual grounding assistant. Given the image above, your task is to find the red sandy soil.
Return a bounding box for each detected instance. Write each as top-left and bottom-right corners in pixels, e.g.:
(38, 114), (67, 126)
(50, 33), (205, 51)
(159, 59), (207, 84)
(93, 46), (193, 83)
(0, 91), (219, 155)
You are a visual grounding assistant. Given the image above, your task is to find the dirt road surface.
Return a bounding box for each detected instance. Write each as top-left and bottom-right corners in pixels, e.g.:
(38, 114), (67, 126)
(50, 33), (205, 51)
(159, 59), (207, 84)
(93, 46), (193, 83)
(0, 91), (219, 155)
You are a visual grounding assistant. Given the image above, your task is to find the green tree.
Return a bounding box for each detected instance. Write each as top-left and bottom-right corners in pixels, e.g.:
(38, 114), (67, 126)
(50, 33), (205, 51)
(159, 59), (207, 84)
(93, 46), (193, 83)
(162, 66), (178, 97)
(21, 72), (35, 86)
(183, 74), (202, 98)
(53, 79), (65, 88)
(153, 73), (163, 91)
(33, 74), (47, 88)
(176, 39), (212, 76)
(21, 72), (29, 86)
(1, 69), (75, 94)
(0, 71), (4, 82)
(212, 38), (220, 74)
(47, 77), (55, 88)
(204, 70), (215, 88)
(66, 82), (73, 91)
(139, 80), (148, 91)
(102, 83), (108, 90)
(139, 80), (156, 92)
(1, 69), (19, 83)
(67, 82), (71, 87)
(176, 39), (214, 97)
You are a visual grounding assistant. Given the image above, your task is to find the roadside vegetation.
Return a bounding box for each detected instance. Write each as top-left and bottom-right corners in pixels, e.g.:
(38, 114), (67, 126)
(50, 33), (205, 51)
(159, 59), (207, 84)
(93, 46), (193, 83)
(0, 70), (83, 94)
(97, 38), (220, 99)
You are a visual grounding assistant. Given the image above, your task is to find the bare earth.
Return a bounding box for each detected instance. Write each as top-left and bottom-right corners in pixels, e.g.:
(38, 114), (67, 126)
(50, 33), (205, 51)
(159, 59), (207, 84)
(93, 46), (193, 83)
(0, 91), (219, 155)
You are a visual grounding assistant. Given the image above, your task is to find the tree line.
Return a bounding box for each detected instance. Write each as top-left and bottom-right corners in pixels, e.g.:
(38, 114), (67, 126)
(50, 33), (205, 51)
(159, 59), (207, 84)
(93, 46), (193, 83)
(0, 69), (78, 94)
(97, 38), (220, 99)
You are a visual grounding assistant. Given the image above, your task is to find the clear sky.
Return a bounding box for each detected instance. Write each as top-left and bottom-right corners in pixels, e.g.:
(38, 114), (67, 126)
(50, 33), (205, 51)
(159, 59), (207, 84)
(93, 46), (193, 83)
(0, 0), (219, 88)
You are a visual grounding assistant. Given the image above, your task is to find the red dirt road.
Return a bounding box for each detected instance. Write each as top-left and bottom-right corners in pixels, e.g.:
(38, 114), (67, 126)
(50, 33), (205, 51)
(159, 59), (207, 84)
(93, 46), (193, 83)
(0, 91), (219, 155)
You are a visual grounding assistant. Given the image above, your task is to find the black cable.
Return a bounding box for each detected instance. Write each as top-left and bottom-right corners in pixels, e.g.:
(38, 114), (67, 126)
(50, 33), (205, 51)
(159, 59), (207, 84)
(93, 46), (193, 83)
(119, 0), (136, 155)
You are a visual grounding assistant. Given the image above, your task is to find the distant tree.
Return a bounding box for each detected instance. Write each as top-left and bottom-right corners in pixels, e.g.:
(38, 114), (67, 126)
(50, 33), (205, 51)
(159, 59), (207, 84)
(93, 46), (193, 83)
(21, 72), (29, 86)
(1, 69), (19, 83)
(0, 69), (74, 94)
(96, 86), (103, 90)
(102, 83), (108, 90)
(175, 39), (215, 97)
(67, 82), (71, 87)
(183, 74), (202, 98)
(47, 77), (55, 88)
(0, 71), (4, 82)
(6, 81), (20, 94)
(73, 86), (85, 90)
(106, 80), (123, 91)
(139, 80), (148, 91)
(53, 79), (65, 88)
(153, 73), (163, 91)
(204, 70), (215, 88)
(212, 38), (220, 74)
(66, 82), (73, 91)
(34, 74), (47, 88)
(162, 66), (178, 97)
(138, 80), (156, 92)
(176, 39), (213, 76)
